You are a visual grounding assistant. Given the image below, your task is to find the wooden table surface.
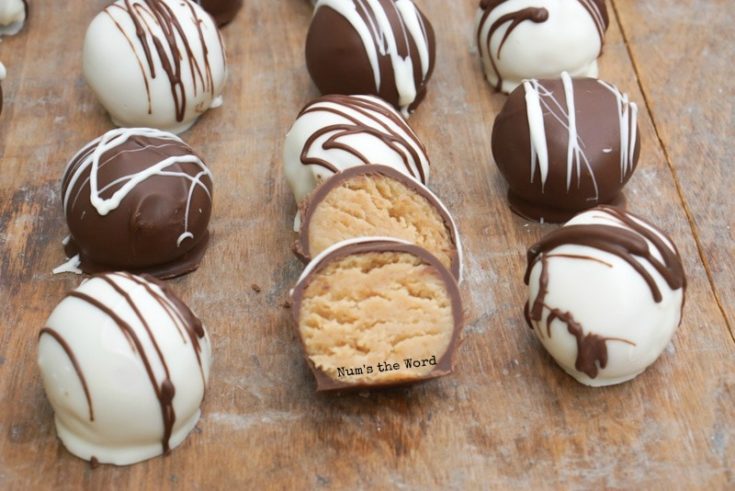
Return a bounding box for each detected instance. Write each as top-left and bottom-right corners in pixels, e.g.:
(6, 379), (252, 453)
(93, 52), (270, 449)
(1, 0), (733, 489)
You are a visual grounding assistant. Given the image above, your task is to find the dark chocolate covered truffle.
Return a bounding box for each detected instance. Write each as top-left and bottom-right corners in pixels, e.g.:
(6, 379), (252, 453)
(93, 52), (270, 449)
(193, 0), (242, 26)
(492, 73), (640, 223)
(291, 238), (464, 391)
(305, 0), (436, 116)
(59, 128), (213, 279)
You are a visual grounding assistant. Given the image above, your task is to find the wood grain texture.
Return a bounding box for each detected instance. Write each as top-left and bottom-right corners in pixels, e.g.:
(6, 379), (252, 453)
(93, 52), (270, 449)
(612, 0), (735, 339)
(0, 0), (732, 489)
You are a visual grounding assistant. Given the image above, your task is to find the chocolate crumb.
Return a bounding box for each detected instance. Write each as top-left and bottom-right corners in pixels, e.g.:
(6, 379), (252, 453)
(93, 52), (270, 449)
(90, 457), (99, 469)
(251, 283), (261, 293)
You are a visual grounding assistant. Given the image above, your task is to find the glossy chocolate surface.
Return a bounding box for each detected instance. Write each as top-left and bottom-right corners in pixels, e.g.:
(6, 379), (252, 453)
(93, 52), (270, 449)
(492, 75), (640, 222)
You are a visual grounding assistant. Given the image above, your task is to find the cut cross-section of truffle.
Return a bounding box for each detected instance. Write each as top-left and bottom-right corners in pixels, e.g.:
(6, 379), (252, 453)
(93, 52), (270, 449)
(291, 238), (464, 391)
(295, 165), (462, 280)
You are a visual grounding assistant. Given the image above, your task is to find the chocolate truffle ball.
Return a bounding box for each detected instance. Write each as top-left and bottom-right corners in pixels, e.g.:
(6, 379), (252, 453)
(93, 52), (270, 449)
(292, 238), (464, 391)
(59, 128), (213, 279)
(83, 0), (227, 133)
(38, 272), (212, 465)
(0, 0), (27, 36)
(476, 0), (608, 93)
(524, 206), (686, 387)
(306, 0), (436, 116)
(0, 62), (5, 115)
(284, 94), (430, 204)
(193, 0), (242, 26)
(492, 73), (640, 223)
(296, 165), (462, 280)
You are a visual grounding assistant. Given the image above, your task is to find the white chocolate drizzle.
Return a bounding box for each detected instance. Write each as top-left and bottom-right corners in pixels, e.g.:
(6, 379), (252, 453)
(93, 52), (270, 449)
(53, 254), (82, 275)
(523, 72), (598, 200)
(598, 80), (639, 181)
(523, 79), (549, 188)
(315, 0), (431, 114)
(62, 127), (212, 248)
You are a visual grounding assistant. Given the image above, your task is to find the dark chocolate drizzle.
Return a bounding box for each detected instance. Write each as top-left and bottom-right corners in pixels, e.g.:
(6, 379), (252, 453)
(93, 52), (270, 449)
(477, 3), (548, 91)
(39, 327), (95, 422)
(477, 0), (609, 90)
(46, 272), (207, 454)
(298, 95), (428, 183)
(544, 305), (634, 378)
(523, 206), (686, 379)
(525, 206), (686, 305)
(106, 0), (220, 122)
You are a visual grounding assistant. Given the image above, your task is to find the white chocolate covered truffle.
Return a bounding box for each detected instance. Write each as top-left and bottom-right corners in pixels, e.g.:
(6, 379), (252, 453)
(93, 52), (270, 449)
(283, 94), (430, 204)
(524, 206), (686, 387)
(0, 0), (26, 36)
(475, 0), (608, 93)
(38, 272), (212, 465)
(83, 0), (227, 134)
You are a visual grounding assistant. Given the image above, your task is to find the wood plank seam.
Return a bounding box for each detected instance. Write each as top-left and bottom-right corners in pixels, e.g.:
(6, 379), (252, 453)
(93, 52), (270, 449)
(610, 0), (735, 345)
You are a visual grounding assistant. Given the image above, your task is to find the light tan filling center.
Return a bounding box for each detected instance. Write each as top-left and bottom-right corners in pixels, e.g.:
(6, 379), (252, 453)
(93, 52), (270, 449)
(307, 175), (455, 271)
(299, 251), (455, 385)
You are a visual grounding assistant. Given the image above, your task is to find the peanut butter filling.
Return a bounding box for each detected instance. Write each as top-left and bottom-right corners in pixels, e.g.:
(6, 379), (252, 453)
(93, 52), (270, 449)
(298, 251), (456, 385)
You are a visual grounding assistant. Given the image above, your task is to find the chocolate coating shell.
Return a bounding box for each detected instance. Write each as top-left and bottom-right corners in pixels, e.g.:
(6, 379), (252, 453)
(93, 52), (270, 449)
(295, 164), (463, 280)
(62, 129), (213, 278)
(492, 75), (640, 222)
(305, 0), (436, 115)
(291, 238), (464, 392)
(194, 0), (242, 26)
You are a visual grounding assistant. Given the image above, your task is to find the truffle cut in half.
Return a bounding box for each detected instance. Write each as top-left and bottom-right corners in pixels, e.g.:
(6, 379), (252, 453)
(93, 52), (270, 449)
(291, 238), (464, 391)
(295, 165), (462, 280)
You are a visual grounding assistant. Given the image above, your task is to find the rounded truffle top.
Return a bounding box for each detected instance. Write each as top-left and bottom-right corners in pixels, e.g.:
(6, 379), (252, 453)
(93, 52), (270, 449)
(476, 0), (608, 93)
(83, 0), (227, 133)
(0, 0), (27, 36)
(306, 0), (436, 116)
(492, 73), (640, 222)
(284, 94), (430, 203)
(524, 206), (686, 386)
(62, 128), (213, 278)
(37, 272), (212, 465)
